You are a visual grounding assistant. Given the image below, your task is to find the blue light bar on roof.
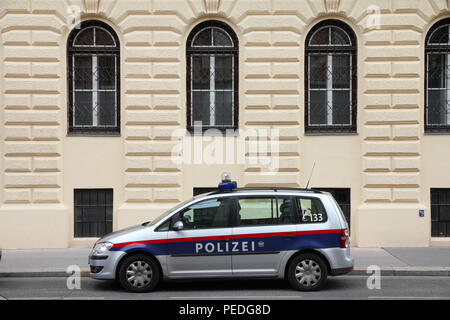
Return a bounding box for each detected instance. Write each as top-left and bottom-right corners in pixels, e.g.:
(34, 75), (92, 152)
(218, 181), (237, 191)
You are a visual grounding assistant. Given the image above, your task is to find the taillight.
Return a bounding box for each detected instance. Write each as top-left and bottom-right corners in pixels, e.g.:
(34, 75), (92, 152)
(340, 228), (349, 248)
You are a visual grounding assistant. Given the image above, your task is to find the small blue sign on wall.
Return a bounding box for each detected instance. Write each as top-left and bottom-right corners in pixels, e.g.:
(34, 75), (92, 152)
(419, 209), (425, 217)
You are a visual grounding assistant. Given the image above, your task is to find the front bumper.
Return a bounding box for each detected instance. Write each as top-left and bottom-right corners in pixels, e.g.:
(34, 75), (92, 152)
(89, 250), (126, 280)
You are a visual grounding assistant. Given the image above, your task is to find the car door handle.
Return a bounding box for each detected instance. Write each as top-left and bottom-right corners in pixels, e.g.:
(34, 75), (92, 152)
(283, 235), (296, 240)
(217, 237), (229, 243)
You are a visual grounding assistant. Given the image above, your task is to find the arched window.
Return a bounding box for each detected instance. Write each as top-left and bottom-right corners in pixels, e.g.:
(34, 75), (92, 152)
(186, 20), (239, 131)
(67, 20), (120, 135)
(305, 20), (357, 133)
(425, 18), (450, 133)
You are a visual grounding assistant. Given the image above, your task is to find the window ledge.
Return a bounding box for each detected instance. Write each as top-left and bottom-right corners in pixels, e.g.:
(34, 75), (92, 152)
(304, 132), (358, 136)
(67, 131), (121, 137)
(424, 131), (450, 135)
(430, 238), (450, 246)
(187, 129), (240, 137)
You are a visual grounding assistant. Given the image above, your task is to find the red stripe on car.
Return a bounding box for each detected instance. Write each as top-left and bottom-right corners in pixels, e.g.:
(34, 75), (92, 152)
(111, 229), (341, 249)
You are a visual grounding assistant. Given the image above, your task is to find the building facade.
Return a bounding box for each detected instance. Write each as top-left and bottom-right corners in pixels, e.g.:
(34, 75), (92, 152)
(1, 0), (450, 249)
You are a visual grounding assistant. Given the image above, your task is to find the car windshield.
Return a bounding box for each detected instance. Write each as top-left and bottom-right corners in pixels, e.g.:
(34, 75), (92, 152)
(142, 197), (195, 227)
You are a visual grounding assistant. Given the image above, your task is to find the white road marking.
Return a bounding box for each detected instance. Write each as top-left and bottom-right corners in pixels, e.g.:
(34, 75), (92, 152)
(7, 297), (61, 300)
(170, 296), (303, 300)
(8, 297), (105, 300)
(369, 296), (450, 300)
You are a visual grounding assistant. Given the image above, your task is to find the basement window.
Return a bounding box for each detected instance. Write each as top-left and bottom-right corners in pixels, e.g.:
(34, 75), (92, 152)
(431, 188), (450, 237)
(74, 189), (113, 238)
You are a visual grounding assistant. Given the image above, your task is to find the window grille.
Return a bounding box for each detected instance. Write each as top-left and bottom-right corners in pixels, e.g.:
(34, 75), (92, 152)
(67, 20), (120, 135)
(431, 189), (450, 237)
(305, 20), (357, 134)
(425, 19), (450, 133)
(186, 21), (239, 132)
(74, 189), (113, 238)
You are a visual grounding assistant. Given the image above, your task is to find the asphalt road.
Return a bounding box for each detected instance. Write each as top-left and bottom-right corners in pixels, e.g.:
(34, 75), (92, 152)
(0, 276), (450, 300)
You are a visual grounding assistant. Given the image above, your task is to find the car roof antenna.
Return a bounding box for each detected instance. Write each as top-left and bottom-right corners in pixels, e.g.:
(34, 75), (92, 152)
(305, 162), (316, 189)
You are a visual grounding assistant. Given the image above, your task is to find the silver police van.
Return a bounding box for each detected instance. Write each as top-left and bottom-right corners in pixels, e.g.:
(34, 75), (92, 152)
(89, 175), (353, 292)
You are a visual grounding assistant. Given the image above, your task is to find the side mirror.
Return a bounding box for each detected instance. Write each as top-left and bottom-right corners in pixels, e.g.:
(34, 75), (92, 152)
(172, 221), (183, 231)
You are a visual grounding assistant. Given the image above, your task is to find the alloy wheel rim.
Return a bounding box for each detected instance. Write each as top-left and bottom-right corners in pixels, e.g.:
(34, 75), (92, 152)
(126, 261), (152, 288)
(295, 259), (322, 287)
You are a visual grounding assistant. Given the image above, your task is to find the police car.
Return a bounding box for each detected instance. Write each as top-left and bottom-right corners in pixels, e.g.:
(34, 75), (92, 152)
(89, 174), (353, 292)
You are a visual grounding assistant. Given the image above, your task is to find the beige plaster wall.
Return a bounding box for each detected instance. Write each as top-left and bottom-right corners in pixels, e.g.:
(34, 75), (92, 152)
(0, 0), (450, 248)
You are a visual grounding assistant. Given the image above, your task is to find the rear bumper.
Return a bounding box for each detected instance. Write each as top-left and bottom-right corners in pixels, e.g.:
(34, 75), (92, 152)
(319, 247), (354, 275)
(331, 266), (354, 276)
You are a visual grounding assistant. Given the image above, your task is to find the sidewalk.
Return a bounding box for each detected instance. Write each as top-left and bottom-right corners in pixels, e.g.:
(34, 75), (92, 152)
(0, 248), (91, 277)
(1, 247), (450, 277)
(349, 247), (450, 276)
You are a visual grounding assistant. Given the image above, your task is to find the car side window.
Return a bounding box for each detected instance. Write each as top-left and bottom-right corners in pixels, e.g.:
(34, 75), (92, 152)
(296, 197), (328, 223)
(177, 197), (233, 230)
(156, 219), (171, 232)
(276, 197), (296, 225)
(237, 197), (296, 226)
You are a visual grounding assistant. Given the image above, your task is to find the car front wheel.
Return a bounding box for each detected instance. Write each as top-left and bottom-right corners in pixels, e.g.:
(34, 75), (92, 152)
(118, 254), (160, 292)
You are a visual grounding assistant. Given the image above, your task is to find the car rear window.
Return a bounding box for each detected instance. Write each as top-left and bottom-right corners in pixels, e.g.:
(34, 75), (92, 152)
(296, 197), (328, 224)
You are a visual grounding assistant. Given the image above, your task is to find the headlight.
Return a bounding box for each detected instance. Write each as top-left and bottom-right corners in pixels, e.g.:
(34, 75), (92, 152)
(92, 241), (113, 255)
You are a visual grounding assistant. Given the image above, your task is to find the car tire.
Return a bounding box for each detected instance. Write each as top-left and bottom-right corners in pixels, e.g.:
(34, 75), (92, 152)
(118, 254), (160, 292)
(287, 253), (328, 291)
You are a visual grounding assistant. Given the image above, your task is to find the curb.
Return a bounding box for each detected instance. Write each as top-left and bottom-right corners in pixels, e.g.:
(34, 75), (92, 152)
(1, 268), (450, 278)
(349, 267), (450, 277)
(0, 270), (91, 278)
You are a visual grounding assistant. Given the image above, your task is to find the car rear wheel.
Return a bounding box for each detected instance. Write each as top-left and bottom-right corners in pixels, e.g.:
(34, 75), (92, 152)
(287, 253), (328, 291)
(118, 254), (160, 292)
